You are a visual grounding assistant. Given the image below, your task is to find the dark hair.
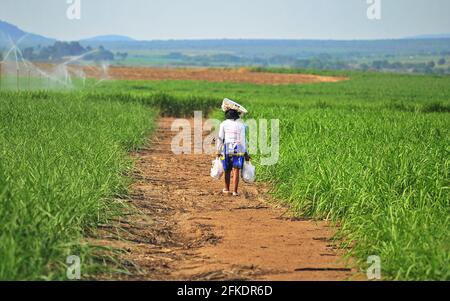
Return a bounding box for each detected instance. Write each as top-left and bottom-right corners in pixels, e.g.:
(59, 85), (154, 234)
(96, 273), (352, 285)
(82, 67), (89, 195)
(225, 109), (240, 120)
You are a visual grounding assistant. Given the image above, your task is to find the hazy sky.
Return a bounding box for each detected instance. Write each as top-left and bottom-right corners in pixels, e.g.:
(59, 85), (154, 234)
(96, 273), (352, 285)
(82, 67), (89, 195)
(1, 0), (450, 40)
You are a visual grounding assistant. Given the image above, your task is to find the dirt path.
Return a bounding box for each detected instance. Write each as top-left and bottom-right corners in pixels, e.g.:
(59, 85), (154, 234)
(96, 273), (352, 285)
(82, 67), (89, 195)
(93, 118), (357, 280)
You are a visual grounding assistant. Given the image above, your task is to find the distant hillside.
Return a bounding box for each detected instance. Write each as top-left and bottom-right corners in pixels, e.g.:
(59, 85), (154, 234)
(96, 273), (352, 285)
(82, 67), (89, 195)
(407, 33), (450, 39)
(0, 20), (55, 47)
(83, 38), (450, 58)
(1, 19), (450, 75)
(81, 35), (136, 43)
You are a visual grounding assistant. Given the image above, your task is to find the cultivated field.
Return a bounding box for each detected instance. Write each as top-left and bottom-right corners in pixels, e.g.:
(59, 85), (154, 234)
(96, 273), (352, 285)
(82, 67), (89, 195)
(0, 68), (448, 280)
(88, 66), (347, 84)
(0, 92), (155, 279)
(29, 64), (347, 85)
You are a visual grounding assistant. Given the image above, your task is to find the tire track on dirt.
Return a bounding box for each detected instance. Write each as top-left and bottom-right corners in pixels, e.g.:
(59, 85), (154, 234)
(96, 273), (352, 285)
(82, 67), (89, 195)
(93, 118), (357, 280)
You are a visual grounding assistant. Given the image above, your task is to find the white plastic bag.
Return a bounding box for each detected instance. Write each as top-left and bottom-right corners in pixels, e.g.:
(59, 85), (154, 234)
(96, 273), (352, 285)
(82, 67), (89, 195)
(242, 161), (256, 183)
(210, 158), (224, 180)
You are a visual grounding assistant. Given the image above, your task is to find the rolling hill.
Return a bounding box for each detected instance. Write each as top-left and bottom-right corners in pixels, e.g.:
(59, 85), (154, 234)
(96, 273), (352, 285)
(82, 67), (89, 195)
(81, 35), (136, 43)
(0, 20), (55, 48)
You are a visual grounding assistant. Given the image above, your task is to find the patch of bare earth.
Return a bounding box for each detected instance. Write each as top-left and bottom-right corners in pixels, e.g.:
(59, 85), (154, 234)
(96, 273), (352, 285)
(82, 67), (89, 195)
(33, 64), (347, 85)
(86, 66), (347, 85)
(90, 118), (358, 281)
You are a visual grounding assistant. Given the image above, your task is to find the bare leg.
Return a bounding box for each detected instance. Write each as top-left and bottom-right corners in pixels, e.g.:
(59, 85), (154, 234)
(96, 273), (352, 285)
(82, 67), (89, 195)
(224, 170), (231, 192)
(232, 168), (240, 194)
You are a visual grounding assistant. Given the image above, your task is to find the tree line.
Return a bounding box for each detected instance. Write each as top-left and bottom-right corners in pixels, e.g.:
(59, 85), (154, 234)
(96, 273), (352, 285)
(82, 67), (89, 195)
(20, 41), (127, 62)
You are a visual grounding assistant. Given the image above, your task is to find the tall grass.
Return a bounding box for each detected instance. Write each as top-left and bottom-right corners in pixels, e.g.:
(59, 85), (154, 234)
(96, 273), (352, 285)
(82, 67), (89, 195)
(1, 69), (449, 280)
(90, 71), (450, 280)
(93, 91), (219, 117)
(0, 92), (155, 279)
(253, 106), (449, 280)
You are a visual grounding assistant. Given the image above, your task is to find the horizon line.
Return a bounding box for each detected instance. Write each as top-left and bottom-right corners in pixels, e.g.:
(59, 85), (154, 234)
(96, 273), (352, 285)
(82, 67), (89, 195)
(1, 19), (450, 43)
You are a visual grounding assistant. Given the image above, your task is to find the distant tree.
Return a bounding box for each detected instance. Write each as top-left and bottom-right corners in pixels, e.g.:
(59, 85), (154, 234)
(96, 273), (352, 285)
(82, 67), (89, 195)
(360, 63), (369, 71)
(318, 53), (332, 60)
(372, 60), (389, 70)
(68, 42), (85, 55)
(390, 62), (404, 70)
(23, 47), (35, 60)
(268, 55), (296, 66)
(115, 52), (128, 60)
(427, 61), (436, 68)
(211, 54), (241, 63)
(34, 41), (86, 60)
(294, 59), (311, 68)
(435, 68), (445, 75)
(102, 50), (115, 60)
(308, 58), (324, 69)
(438, 58), (446, 65)
(166, 52), (184, 60)
(85, 48), (115, 61)
(424, 66), (434, 74)
(27, 41), (115, 62)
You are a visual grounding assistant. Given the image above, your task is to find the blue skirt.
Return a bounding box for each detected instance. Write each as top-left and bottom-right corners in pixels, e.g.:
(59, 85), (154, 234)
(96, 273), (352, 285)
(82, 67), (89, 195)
(220, 144), (245, 171)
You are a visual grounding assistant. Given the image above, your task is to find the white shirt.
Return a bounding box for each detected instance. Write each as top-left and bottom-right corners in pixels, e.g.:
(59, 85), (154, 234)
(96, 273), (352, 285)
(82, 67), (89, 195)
(217, 119), (247, 154)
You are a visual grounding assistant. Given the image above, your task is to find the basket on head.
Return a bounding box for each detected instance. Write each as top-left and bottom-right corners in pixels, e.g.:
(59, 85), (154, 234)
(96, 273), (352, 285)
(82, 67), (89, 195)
(221, 98), (248, 115)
